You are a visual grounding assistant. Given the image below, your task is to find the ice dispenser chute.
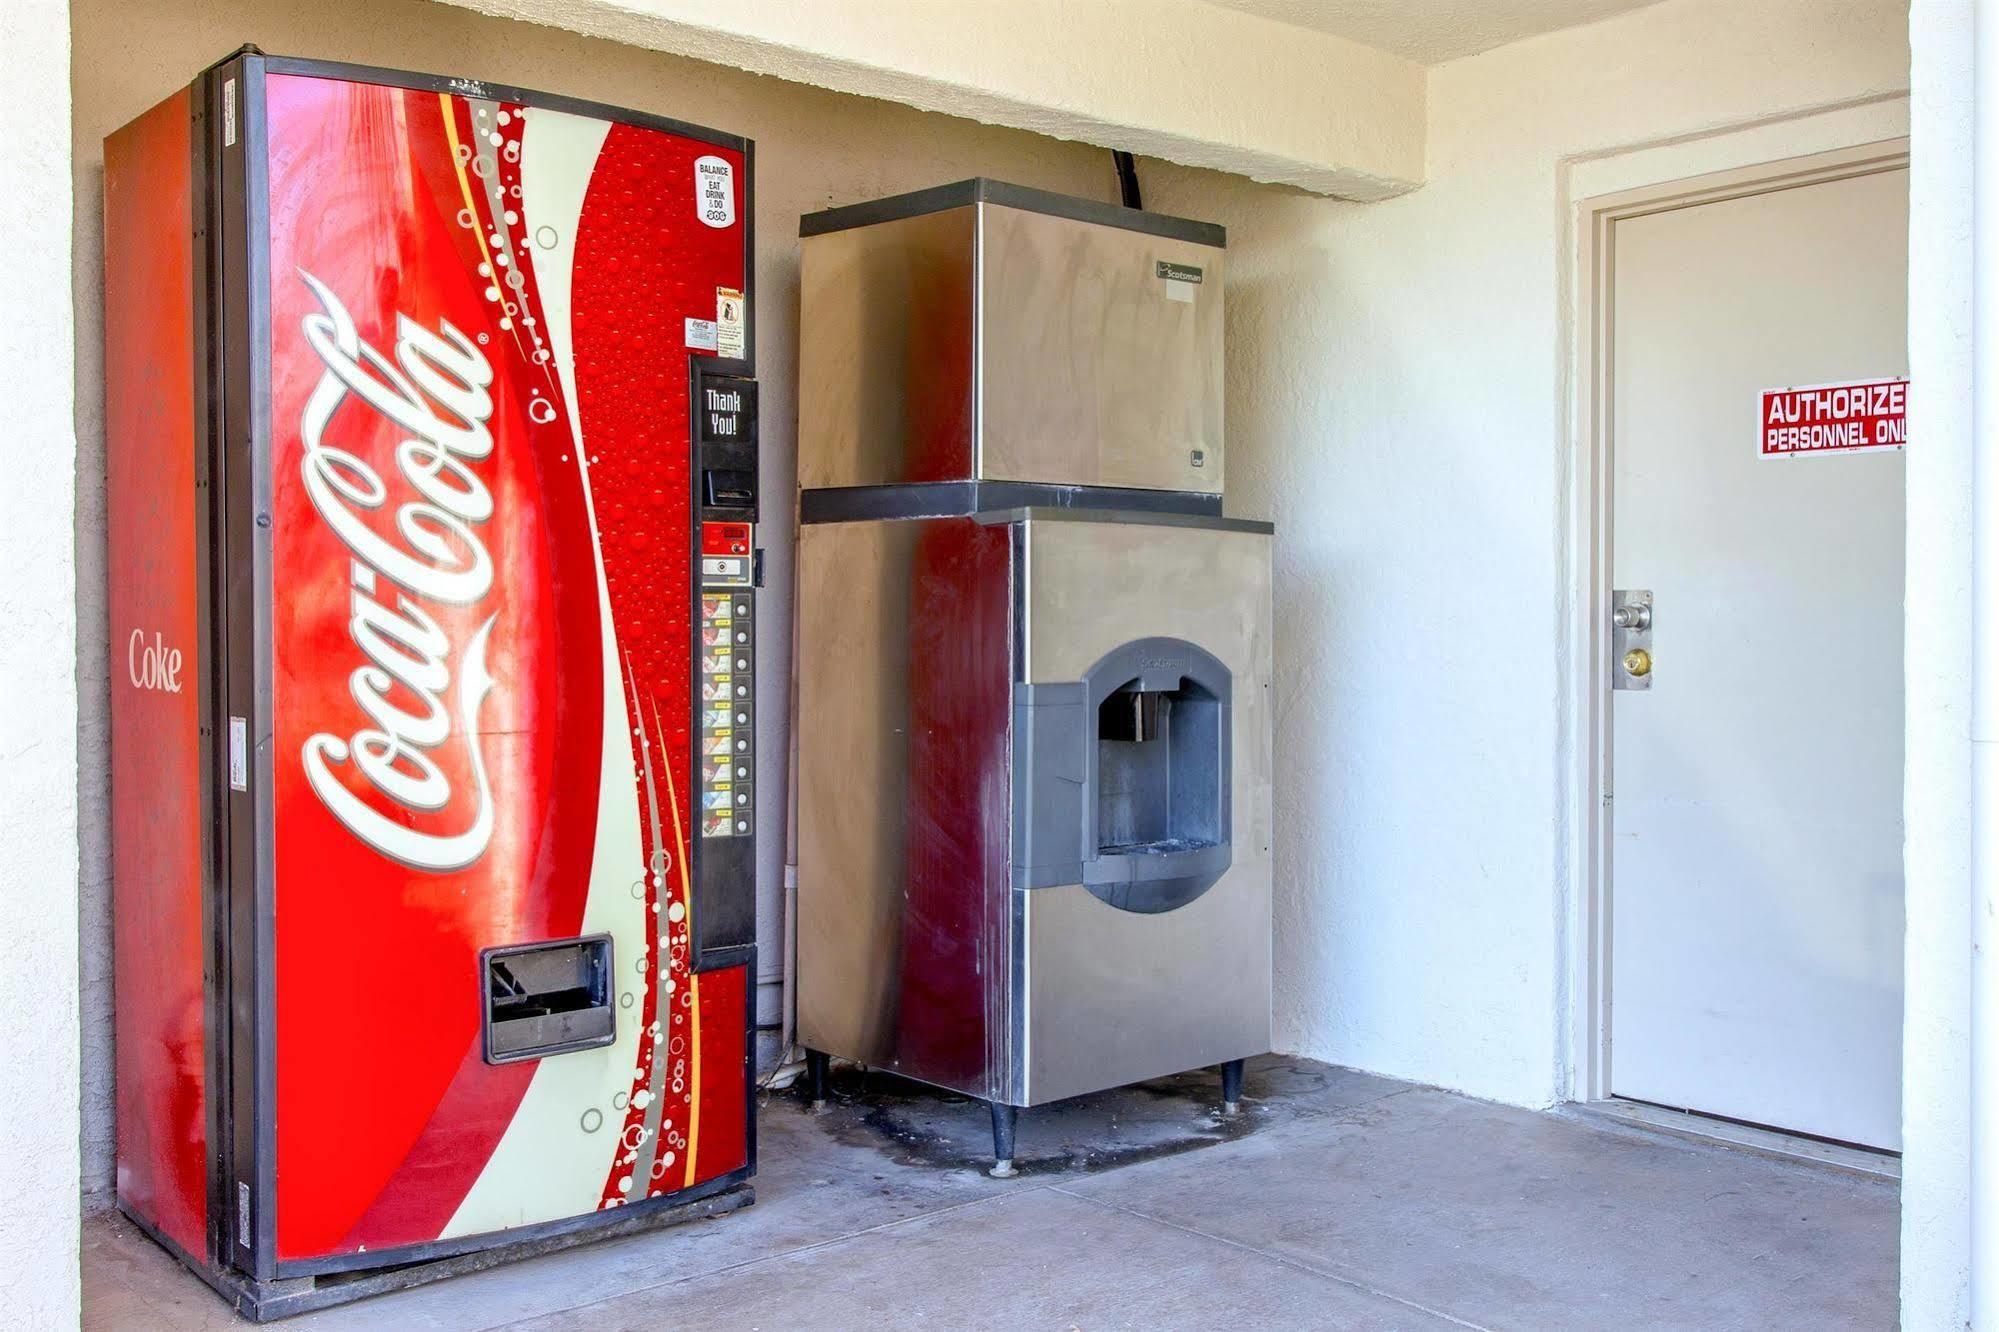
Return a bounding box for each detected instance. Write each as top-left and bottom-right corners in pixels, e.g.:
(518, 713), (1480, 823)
(1012, 637), (1232, 912)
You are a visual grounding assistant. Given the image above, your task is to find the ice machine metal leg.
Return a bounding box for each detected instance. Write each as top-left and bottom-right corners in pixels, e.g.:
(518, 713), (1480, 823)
(1221, 1059), (1245, 1115)
(989, 1102), (1019, 1178)
(806, 1049), (831, 1109)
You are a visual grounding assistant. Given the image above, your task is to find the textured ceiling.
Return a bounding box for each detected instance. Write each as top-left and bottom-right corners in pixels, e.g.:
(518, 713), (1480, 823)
(1202, 0), (1668, 64)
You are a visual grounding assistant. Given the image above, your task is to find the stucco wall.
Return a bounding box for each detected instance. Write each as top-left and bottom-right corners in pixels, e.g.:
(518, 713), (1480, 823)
(3, 0), (80, 1322)
(67, 0), (1198, 1200)
(1136, 0), (1912, 1107)
(1902, 1), (1974, 1323)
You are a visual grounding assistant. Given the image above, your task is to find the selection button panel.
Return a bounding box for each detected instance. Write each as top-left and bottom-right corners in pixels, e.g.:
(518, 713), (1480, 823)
(698, 580), (754, 839)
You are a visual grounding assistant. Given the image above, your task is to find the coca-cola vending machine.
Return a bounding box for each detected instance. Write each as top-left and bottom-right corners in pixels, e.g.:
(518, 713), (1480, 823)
(105, 49), (761, 1318)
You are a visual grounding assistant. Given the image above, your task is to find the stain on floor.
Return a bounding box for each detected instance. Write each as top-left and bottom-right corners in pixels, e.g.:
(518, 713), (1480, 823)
(795, 1061), (1272, 1177)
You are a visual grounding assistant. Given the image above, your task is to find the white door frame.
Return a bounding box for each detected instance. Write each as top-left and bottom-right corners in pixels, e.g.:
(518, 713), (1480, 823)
(1568, 138), (1911, 1106)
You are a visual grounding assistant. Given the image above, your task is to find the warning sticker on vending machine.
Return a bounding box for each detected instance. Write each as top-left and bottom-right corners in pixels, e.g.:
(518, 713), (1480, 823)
(1760, 377), (1907, 458)
(716, 287), (745, 359)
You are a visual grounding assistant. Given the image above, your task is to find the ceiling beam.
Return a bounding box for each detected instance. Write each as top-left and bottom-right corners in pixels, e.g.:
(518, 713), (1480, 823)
(432, 0), (1427, 199)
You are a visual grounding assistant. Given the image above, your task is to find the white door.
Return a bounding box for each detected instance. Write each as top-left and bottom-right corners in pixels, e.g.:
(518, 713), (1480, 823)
(1607, 163), (1907, 1150)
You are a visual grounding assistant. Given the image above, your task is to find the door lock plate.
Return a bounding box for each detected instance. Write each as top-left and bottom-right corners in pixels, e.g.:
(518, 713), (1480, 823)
(1612, 589), (1652, 691)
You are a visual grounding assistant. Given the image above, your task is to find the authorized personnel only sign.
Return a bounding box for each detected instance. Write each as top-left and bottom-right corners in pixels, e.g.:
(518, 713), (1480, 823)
(1760, 377), (1907, 458)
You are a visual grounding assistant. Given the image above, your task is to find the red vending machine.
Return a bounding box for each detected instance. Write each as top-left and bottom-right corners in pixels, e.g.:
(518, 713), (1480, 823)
(105, 49), (761, 1318)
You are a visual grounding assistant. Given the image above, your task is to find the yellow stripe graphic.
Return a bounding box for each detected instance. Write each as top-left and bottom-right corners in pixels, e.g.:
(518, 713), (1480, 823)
(652, 694), (701, 1192)
(683, 971), (703, 1189)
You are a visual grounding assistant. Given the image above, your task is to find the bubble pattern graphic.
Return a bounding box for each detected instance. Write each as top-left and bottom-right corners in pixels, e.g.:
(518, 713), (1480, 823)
(549, 117), (751, 1207)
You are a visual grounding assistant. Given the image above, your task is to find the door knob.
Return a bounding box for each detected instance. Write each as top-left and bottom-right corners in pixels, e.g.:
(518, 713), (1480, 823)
(1612, 590), (1652, 691)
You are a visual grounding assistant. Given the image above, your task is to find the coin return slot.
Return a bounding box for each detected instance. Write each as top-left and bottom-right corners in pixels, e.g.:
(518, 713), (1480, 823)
(481, 935), (615, 1064)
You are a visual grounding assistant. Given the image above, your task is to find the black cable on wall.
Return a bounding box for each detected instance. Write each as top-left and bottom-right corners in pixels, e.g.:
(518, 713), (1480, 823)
(1111, 149), (1143, 211)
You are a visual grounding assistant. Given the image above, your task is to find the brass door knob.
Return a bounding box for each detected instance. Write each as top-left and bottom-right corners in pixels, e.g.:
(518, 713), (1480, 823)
(1623, 648), (1652, 677)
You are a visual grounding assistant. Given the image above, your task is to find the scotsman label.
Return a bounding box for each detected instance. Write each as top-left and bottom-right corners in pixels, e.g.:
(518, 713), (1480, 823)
(1760, 377), (1907, 458)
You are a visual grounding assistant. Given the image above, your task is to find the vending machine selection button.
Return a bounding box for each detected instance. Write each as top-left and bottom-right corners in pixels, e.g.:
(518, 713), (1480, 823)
(698, 568), (751, 839)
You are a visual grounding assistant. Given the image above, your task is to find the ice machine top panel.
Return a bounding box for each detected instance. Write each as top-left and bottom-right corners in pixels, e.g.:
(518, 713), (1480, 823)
(797, 182), (1226, 494)
(799, 177), (1225, 248)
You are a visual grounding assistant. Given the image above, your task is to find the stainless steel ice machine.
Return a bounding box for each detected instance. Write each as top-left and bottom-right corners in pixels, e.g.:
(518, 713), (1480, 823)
(793, 181), (1273, 1173)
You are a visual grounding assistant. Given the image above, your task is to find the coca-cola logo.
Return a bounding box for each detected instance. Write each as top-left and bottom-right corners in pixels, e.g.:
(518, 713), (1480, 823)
(127, 628), (183, 693)
(294, 270), (500, 873)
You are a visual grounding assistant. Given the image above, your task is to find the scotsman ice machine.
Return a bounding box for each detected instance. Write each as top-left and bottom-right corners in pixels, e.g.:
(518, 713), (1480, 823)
(105, 50), (761, 1317)
(793, 180), (1274, 1174)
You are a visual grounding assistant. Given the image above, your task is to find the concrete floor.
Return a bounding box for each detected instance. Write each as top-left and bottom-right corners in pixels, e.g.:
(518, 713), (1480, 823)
(84, 1057), (1898, 1330)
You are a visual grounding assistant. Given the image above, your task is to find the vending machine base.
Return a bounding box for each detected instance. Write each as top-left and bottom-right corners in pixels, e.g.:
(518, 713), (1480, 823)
(121, 1181), (752, 1323)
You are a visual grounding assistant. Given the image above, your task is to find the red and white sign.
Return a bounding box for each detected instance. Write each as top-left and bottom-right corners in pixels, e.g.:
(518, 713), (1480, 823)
(1760, 377), (1907, 458)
